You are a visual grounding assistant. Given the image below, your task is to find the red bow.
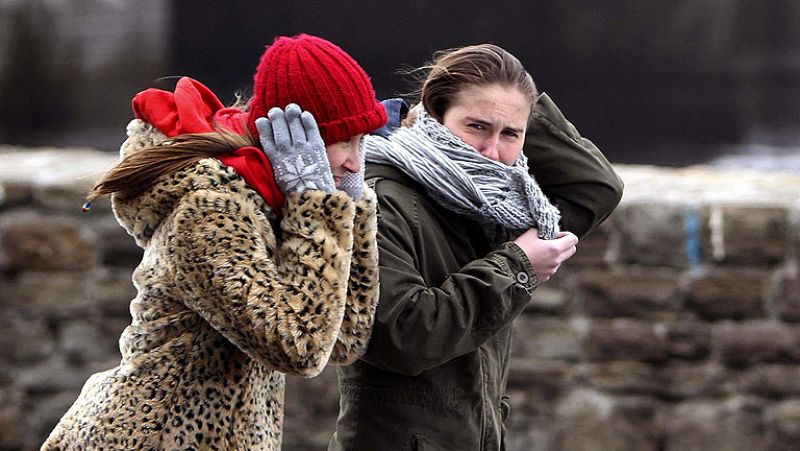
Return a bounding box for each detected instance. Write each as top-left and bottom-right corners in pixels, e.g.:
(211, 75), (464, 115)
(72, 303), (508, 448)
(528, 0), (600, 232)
(132, 77), (284, 214)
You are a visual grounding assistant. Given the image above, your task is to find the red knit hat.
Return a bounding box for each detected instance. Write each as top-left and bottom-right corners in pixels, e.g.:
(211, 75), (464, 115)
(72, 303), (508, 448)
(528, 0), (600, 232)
(246, 34), (387, 145)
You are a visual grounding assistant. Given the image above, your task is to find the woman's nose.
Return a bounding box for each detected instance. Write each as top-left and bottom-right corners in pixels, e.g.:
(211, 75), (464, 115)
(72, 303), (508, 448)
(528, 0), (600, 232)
(478, 136), (500, 162)
(343, 145), (361, 173)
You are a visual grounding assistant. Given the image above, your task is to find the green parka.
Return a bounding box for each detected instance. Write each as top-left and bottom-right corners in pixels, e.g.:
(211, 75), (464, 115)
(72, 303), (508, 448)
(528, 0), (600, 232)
(329, 94), (624, 451)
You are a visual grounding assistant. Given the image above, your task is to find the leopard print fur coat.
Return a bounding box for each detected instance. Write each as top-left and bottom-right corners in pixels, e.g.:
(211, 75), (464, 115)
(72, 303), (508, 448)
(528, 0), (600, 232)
(41, 119), (379, 450)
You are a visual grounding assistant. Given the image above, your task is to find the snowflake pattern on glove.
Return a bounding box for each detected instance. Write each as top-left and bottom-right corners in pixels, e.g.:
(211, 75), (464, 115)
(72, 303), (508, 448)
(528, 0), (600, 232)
(277, 155), (325, 192)
(255, 104), (335, 194)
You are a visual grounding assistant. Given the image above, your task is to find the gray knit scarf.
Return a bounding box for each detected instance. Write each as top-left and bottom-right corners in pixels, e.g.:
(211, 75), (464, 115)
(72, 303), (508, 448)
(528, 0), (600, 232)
(363, 108), (561, 238)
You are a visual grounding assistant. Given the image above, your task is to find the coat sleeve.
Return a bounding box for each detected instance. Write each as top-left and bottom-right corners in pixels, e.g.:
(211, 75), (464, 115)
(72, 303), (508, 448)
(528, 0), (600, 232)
(171, 189), (355, 377)
(329, 186), (380, 365)
(525, 93), (624, 238)
(359, 184), (538, 376)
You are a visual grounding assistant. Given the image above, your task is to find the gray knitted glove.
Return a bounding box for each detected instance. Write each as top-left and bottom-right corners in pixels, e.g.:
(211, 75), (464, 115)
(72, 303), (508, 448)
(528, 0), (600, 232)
(255, 104), (335, 194)
(338, 139), (365, 199)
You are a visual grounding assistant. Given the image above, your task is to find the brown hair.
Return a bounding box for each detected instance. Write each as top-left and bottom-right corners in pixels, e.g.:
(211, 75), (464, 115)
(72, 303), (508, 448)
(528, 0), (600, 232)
(414, 43), (538, 122)
(85, 128), (255, 204)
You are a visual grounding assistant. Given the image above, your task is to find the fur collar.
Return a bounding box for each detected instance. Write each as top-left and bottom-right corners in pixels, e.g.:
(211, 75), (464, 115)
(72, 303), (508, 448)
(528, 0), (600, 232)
(112, 119), (273, 247)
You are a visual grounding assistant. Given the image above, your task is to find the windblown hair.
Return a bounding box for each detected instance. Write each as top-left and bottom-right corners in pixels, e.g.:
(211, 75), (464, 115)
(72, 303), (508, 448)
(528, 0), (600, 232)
(86, 128), (256, 203)
(411, 43), (538, 122)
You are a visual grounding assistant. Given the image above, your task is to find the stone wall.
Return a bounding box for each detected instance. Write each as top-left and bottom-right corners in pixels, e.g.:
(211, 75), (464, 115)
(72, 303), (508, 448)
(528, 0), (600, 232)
(1, 147), (799, 451)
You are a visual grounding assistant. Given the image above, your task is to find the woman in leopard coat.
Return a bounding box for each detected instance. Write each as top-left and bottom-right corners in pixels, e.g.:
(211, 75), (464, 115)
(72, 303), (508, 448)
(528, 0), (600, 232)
(42, 34), (385, 450)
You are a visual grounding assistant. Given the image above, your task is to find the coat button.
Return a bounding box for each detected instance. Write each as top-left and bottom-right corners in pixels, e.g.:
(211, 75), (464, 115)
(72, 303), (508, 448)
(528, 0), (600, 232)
(516, 272), (529, 284)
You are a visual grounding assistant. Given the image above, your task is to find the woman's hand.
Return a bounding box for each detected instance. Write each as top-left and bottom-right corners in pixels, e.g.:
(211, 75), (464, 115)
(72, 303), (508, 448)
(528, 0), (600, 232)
(514, 229), (578, 282)
(255, 103), (335, 194)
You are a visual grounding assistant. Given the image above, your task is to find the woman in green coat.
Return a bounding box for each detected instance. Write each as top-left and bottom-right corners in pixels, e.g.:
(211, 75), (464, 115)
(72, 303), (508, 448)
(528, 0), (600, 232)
(329, 44), (624, 450)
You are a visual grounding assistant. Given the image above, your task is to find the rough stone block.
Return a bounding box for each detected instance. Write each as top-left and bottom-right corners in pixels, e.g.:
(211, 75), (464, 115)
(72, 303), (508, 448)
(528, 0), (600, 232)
(715, 321), (800, 367)
(585, 319), (669, 363)
(0, 312), (55, 364)
(775, 268), (800, 322)
(94, 215), (142, 266)
(0, 388), (25, 450)
(765, 401), (800, 451)
(663, 397), (768, 451)
(700, 206), (789, 266)
(0, 148), (117, 213)
(512, 318), (582, 361)
(540, 267), (576, 290)
(553, 390), (660, 451)
(796, 225), (800, 264)
(505, 387), (552, 418)
(5, 271), (93, 318)
(506, 415), (549, 451)
(284, 366), (339, 418)
(59, 320), (121, 364)
(0, 360), (11, 386)
(22, 390), (81, 450)
(503, 388), (553, 451)
(687, 269), (769, 320)
(735, 365), (800, 398)
(0, 181), (33, 209)
(89, 267), (136, 317)
(616, 202), (689, 267)
(1, 212), (96, 271)
(32, 183), (94, 213)
(101, 317), (132, 345)
(662, 321), (712, 360)
(283, 366), (339, 450)
(524, 285), (573, 315)
(660, 363), (729, 399)
(578, 268), (683, 319)
(570, 362), (662, 395)
(571, 361), (728, 401)
(571, 220), (615, 267)
(0, 243), (7, 272)
(508, 359), (570, 393)
(16, 356), (99, 396)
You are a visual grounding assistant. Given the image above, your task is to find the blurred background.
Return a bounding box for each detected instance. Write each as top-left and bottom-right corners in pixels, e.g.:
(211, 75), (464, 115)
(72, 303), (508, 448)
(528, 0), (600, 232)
(2, 1), (800, 451)
(1, 0), (798, 168)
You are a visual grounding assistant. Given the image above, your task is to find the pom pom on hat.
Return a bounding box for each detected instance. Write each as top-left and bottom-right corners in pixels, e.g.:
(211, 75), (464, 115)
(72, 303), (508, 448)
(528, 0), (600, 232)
(247, 34), (387, 145)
